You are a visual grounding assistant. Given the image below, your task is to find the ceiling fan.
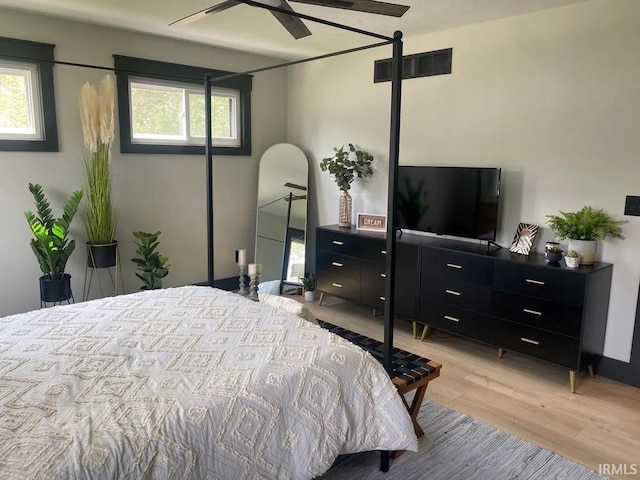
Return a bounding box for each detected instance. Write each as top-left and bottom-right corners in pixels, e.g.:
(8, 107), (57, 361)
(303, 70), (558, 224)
(170, 0), (410, 39)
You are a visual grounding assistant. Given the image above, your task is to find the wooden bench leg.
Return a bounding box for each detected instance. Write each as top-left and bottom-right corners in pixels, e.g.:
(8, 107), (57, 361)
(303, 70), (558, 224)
(391, 383), (430, 459)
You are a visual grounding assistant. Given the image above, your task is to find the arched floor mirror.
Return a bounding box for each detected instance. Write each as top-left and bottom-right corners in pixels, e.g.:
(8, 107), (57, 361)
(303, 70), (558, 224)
(255, 144), (308, 294)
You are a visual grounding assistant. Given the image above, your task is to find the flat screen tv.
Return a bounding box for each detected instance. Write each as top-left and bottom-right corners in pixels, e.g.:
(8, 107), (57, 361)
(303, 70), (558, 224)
(396, 166), (502, 241)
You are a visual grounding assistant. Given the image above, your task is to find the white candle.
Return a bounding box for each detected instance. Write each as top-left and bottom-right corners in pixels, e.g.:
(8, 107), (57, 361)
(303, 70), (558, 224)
(248, 263), (262, 276)
(236, 249), (247, 266)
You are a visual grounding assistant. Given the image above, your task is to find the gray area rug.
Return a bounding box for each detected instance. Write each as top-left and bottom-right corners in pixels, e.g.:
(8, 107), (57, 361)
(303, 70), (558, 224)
(319, 399), (609, 480)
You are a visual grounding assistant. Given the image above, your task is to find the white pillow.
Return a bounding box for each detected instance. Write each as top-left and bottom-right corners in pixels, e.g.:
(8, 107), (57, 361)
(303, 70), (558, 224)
(258, 293), (318, 325)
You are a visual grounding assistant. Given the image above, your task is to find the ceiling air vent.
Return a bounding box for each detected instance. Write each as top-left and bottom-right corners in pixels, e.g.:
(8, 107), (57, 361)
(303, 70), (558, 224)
(374, 48), (452, 83)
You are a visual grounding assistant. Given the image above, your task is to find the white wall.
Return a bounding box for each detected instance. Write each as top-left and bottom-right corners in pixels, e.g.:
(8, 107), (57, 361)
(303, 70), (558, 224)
(288, 0), (640, 362)
(0, 9), (288, 315)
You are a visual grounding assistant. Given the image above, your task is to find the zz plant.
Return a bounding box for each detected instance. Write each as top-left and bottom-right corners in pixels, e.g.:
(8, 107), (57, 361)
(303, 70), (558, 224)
(131, 231), (169, 289)
(25, 183), (84, 279)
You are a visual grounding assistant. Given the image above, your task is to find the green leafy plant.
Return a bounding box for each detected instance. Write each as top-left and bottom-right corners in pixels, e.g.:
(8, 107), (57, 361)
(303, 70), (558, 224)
(301, 273), (315, 292)
(320, 144), (374, 192)
(547, 245), (564, 254)
(80, 75), (117, 244)
(131, 231), (169, 289)
(546, 206), (626, 241)
(25, 183), (84, 279)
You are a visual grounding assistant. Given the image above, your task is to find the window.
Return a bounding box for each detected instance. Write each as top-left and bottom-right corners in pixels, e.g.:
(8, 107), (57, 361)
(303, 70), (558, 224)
(0, 37), (58, 151)
(114, 56), (252, 155)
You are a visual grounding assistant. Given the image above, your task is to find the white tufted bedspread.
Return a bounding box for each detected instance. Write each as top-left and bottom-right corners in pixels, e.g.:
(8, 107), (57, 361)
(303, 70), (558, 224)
(0, 286), (417, 479)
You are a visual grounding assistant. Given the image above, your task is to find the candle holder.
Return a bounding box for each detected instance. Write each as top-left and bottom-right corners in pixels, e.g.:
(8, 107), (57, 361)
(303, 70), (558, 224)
(248, 272), (261, 301)
(238, 264), (248, 296)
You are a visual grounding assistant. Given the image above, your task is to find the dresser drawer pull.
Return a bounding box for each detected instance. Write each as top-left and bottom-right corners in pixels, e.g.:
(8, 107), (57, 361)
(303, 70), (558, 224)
(331, 283), (343, 288)
(446, 263), (463, 269)
(331, 262), (343, 267)
(381, 250), (387, 254)
(332, 240), (344, 246)
(525, 279), (545, 285)
(380, 273), (387, 278)
(520, 337), (540, 346)
(523, 308), (543, 316)
(379, 296), (386, 301)
(444, 315), (460, 322)
(445, 290), (461, 296)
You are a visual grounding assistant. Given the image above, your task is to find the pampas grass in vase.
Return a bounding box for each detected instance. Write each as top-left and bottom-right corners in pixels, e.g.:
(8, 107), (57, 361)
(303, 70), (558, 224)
(80, 75), (118, 268)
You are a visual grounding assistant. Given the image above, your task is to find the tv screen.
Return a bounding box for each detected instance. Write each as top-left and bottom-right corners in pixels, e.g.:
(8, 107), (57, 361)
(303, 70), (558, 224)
(396, 166), (501, 241)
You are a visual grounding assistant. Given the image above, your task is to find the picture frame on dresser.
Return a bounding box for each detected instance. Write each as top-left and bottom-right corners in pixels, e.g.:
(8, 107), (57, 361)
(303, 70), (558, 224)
(509, 223), (539, 255)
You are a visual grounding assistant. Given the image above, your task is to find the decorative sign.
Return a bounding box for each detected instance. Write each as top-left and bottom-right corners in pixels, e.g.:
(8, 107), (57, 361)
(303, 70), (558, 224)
(356, 213), (387, 232)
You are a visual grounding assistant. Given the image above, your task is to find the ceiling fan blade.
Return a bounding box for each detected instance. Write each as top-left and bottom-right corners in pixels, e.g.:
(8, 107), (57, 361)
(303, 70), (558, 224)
(290, 0), (409, 17)
(169, 0), (241, 26)
(270, 0), (312, 39)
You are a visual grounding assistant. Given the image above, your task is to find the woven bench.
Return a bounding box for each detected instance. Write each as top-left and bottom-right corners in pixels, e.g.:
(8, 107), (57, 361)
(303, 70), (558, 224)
(318, 320), (442, 458)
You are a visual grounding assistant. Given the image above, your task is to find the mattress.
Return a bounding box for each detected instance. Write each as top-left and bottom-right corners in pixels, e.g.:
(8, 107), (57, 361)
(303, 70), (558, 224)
(0, 286), (417, 479)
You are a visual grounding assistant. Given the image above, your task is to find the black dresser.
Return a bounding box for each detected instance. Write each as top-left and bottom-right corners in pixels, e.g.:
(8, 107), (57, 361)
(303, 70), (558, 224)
(316, 225), (613, 392)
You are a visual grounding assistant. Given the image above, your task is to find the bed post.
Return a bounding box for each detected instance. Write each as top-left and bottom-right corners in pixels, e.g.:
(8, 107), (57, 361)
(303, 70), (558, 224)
(381, 30), (403, 474)
(205, 74), (215, 287)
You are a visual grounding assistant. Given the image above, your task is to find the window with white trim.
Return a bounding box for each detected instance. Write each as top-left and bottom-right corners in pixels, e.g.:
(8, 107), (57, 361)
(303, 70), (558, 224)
(114, 55), (252, 156)
(129, 78), (240, 147)
(0, 62), (43, 140)
(0, 37), (58, 152)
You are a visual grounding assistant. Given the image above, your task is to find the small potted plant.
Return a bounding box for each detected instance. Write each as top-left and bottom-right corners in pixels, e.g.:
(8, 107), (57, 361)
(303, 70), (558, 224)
(320, 144), (374, 228)
(25, 183), (84, 303)
(564, 249), (581, 269)
(302, 273), (316, 301)
(545, 245), (563, 264)
(131, 231), (169, 290)
(546, 205), (626, 265)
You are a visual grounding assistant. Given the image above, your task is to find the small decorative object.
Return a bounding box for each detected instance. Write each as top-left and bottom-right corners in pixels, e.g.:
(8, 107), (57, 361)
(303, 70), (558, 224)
(565, 249), (581, 269)
(509, 223), (539, 256)
(25, 183), (84, 306)
(248, 263), (262, 301)
(302, 273), (316, 302)
(131, 231), (169, 290)
(356, 213), (387, 232)
(545, 245), (564, 264)
(320, 144), (374, 228)
(544, 241), (560, 258)
(546, 206), (626, 265)
(235, 249), (248, 296)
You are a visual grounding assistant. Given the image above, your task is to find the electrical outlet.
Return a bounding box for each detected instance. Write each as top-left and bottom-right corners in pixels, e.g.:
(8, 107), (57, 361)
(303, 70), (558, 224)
(624, 196), (640, 216)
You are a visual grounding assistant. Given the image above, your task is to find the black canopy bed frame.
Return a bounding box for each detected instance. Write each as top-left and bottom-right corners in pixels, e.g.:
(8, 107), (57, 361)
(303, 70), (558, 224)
(9, 1), (407, 471)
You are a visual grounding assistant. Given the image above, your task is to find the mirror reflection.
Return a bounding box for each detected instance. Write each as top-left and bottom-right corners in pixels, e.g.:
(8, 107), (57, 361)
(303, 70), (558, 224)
(255, 144), (308, 294)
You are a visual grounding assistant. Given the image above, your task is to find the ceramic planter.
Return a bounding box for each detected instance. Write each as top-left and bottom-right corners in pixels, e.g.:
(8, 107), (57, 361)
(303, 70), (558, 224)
(568, 239), (597, 265)
(304, 290), (316, 302)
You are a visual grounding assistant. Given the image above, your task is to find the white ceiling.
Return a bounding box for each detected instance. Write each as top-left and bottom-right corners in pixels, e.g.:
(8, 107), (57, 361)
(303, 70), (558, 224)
(0, 0), (587, 59)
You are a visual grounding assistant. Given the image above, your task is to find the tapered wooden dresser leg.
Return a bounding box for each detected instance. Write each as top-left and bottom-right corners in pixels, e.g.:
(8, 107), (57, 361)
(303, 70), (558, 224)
(569, 370), (576, 393)
(587, 364), (595, 378)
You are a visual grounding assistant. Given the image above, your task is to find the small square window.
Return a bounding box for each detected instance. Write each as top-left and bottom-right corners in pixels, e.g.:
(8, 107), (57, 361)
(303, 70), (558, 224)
(0, 37), (58, 152)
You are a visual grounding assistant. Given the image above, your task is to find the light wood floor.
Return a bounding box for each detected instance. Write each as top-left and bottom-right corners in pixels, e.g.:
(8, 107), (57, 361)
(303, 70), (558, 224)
(298, 294), (640, 480)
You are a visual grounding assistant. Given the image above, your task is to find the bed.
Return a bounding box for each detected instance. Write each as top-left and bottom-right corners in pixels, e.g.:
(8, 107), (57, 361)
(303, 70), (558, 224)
(0, 286), (417, 479)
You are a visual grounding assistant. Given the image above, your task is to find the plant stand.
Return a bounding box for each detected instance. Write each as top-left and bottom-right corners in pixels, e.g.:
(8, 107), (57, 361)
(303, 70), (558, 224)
(83, 243), (124, 300)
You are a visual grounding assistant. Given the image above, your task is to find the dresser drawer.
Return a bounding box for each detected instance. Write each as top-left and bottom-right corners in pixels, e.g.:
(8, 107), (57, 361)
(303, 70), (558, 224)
(489, 320), (580, 369)
(421, 274), (491, 313)
(317, 251), (361, 281)
(361, 284), (415, 319)
(419, 300), (492, 343)
(361, 260), (417, 294)
(317, 229), (362, 257)
(491, 290), (582, 338)
(317, 273), (360, 302)
(422, 247), (493, 286)
(361, 238), (419, 269)
(493, 262), (585, 307)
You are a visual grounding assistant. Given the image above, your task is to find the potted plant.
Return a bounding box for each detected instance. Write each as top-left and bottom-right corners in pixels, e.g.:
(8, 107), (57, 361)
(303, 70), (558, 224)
(320, 144), (374, 228)
(131, 231), (169, 290)
(302, 273), (316, 301)
(564, 249), (581, 269)
(79, 75), (118, 269)
(546, 206), (626, 265)
(545, 245), (563, 264)
(24, 183), (84, 303)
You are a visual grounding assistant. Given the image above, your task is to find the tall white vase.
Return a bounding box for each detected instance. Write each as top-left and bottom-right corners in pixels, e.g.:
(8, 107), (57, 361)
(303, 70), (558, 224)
(568, 239), (597, 265)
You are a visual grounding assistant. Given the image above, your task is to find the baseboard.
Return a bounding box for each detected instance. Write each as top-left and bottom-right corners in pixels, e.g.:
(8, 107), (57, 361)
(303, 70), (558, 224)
(597, 357), (640, 387)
